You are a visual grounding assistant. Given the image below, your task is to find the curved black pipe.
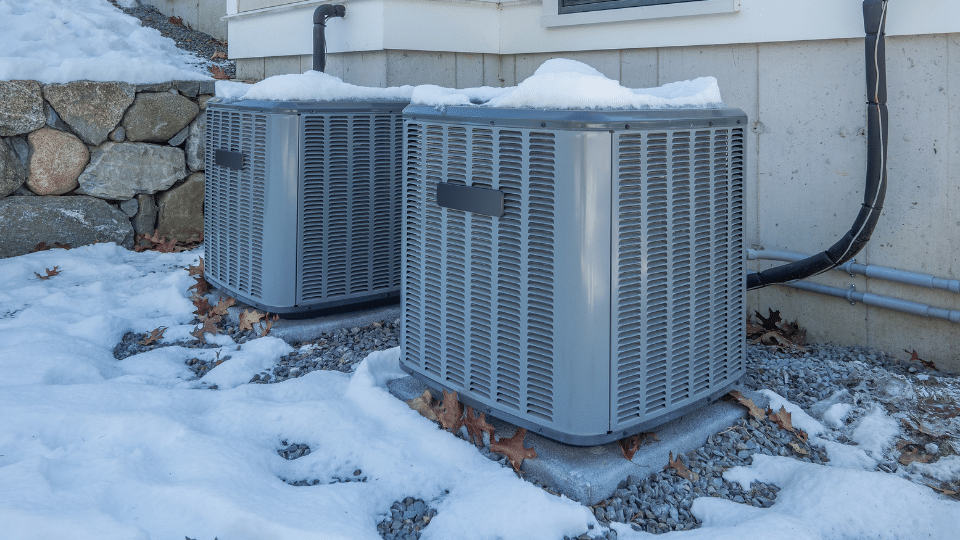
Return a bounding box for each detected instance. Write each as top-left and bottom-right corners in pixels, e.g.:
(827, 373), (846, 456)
(747, 0), (889, 290)
(313, 4), (346, 73)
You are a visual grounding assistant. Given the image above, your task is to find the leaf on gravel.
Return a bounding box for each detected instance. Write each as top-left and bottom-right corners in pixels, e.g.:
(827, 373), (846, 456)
(32, 242), (71, 252)
(211, 51), (228, 61)
(903, 349), (938, 371)
(187, 257), (204, 277)
(789, 441), (809, 455)
(897, 440), (935, 466)
(407, 390), (438, 422)
(210, 65), (230, 80)
(768, 406), (795, 432)
(666, 451), (699, 482)
(796, 429), (809, 443)
(34, 266), (61, 280)
(729, 390), (766, 422)
(192, 296), (212, 318)
(191, 318), (220, 344)
(168, 15), (182, 25)
(436, 389), (464, 433)
(463, 406), (495, 446)
(189, 276), (211, 295)
(239, 309), (265, 332)
(140, 327), (166, 345)
(490, 428), (537, 473)
(920, 399), (960, 420)
(259, 313), (279, 337)
(210, 296), (235, 317)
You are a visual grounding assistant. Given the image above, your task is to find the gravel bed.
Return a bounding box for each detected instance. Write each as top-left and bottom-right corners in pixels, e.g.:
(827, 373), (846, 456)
(377, 498), (438, 540)
(277, 441), (312, 460)
(248, 319), (400, 383)
(109, 0), (236, 79)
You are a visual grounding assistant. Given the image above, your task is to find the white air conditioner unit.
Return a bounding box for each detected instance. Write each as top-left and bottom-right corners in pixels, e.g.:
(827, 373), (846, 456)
(204, 99), (407, 315)
(400, 105), (747, 445)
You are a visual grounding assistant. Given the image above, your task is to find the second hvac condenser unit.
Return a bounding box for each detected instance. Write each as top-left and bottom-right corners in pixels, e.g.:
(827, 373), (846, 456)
(204, 99), (406, 315)
(401, 106), (747, 445)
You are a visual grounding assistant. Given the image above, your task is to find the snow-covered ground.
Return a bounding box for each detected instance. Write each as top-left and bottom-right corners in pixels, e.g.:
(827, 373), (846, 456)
(0, 0), (211, 83)
(1, 244), (957, 540)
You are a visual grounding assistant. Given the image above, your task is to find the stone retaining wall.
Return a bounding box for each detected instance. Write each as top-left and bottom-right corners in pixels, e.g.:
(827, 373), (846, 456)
(0, 79), (214, 258)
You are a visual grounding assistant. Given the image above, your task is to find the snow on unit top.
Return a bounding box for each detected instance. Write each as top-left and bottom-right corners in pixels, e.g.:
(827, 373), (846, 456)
(215, 71), (414, 102)
(0, 0), (211, 84)
(411, 59), (724, 110)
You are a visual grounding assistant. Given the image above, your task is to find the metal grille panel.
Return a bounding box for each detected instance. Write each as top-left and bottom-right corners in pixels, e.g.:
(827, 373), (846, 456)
(204, 108), (266, 298)
(299, 113), (402, 302)
(612, 128), (746, 429)
(403, 123), (557, 422)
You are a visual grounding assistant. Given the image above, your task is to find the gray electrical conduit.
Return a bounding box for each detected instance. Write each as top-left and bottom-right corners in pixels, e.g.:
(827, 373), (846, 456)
(747, 250), (960, 324)
(748, 249), (960, 294)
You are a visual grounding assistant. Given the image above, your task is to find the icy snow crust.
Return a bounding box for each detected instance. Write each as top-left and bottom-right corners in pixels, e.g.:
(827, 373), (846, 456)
(0, 0), (211, 84)
(1, 244), (958, 540)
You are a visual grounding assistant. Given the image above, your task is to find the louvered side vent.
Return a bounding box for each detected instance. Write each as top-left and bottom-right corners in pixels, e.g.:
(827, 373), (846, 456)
(613, 128), (746, 429)
(204, 109), (266, 299)
(403, 123), (557, 423)
(299, 113), (403, 303)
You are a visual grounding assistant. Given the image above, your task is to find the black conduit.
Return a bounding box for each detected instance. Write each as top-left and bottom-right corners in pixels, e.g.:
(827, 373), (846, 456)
(313, 4), (346, 73)
(747, 0), (889, 290)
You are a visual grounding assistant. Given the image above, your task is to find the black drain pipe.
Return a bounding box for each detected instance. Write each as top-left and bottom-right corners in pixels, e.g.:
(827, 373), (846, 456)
(747, 0), (889, 290)
(313, 4), (346, 73)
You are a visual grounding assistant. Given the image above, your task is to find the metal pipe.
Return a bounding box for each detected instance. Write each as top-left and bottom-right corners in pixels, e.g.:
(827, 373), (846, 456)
(313, 4), (345, 73)
(780, 281), (960, 324)
(747, 249), (960, 294)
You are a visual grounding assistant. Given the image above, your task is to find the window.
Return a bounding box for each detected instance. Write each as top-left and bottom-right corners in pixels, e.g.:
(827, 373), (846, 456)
(559, 0), (704, 16)
(541, 0), (738, 29)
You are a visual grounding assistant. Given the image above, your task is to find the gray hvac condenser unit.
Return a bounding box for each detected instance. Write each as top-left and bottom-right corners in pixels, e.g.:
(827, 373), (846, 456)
(204, 99), (406, 315)
(400, 105), (747, 445)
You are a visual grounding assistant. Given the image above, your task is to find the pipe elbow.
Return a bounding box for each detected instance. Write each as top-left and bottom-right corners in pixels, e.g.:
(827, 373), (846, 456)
(314, 4), (346, 24)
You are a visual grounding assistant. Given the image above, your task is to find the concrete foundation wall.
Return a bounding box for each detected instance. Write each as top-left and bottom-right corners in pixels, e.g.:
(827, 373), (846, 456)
(236, 34), (960, 372)
(148, 0), (227, 42)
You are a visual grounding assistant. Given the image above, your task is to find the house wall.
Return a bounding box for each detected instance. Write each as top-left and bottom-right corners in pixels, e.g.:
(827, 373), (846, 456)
(236, 34), (960, 373)
(147, 0), (228, 42)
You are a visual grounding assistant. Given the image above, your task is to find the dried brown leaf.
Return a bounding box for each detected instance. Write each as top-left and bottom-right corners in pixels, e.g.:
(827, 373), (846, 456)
(211, 51), (228, 61)
(618, 435), (641, 461)
(239, 309), (265, 332)
(729, 390), (766, 422)
(755, 309), (782, 331)
(210, 296), (236, 317)
(768, 406), (795, 433)
(666, 451), (699, 481)
(789, 441), (809, 455)
(259, 313), (279, 337)
(34, 266), (61, 280)
(490, 428), (537, 473)
(189, 276), (211, 295)
(904, 349), (938, 371)
(210, 65), (230, 80)
(926, 483), (959, 497)
(139, 327), (166, 346)
(192, 296), (212, 318)
(407, 390), (438, 422)
(897, 440), (935, 466)
(463, 406), (495, 447)
(796, 429), (809, 443)
(187, 257), (204, 277)
(190, 318), (220, 344)
(436, 389), (464, 433)
(169, 15), (183, 25)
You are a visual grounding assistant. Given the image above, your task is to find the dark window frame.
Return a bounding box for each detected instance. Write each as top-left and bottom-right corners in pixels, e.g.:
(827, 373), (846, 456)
(559, 0), (704, 16)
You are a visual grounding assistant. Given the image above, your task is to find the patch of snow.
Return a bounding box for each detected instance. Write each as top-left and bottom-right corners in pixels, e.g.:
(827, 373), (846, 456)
(411, 59), (724, 110)
(0, 0), (211, 83)
(216, 71), (414, 102)
(821, 402), (853, 429)
(905, 455), (960, 483)
(850, 406), (900, 460)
